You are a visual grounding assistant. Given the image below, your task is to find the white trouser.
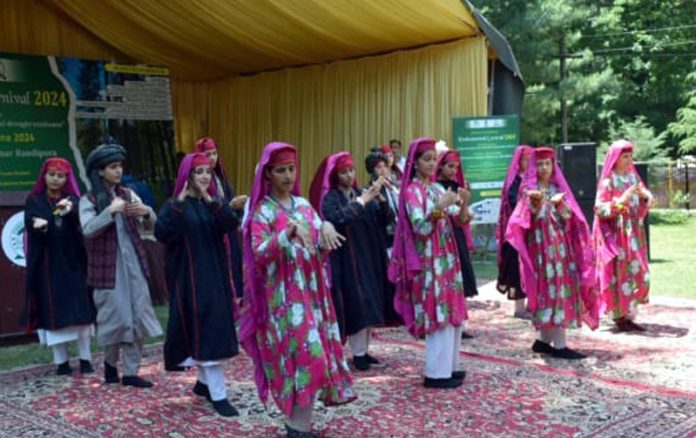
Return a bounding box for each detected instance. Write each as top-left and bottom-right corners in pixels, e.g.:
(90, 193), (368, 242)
(348, 328), (372, 357)
(514, 298), (526, 314)
(197, 364), (227, 401)
(537, 327), (567, 349)
(424, 324), (463, 378)
(51, 330), (92, 364)
(104, 341), (143, 376)
(626, 306), (639, 321)
(286, 401), (314, 432)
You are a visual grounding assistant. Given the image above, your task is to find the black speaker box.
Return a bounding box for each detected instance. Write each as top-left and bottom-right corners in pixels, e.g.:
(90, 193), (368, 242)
(556, 143), (597, 200)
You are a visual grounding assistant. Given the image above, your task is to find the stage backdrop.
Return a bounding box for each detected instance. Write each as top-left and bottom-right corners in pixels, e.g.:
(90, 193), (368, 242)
(0, 52), (176, 339)
(0, 52), (176, 198)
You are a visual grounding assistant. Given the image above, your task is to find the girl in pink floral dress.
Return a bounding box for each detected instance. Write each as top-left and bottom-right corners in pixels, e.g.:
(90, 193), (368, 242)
(593, 140), (653, 332)
(240, 142), (356, 438)
(506, 147), (599, 360)
(389, 137), (468, 389)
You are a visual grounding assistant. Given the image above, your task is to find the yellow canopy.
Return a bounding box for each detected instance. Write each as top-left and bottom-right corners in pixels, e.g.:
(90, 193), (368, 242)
(1, 0), (491, 193)
(6, 0), (480, 80)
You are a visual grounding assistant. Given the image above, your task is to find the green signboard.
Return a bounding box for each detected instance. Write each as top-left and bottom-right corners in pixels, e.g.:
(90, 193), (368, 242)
(0, 54), (75, 192)
(452, 115), (520, 224)
(0, 53), (176, 197)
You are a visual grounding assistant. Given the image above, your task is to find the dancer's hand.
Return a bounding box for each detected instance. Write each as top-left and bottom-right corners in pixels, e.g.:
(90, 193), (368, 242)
(319, 221), (345, 251)
(32, 217), (48, 230)
(125, 201), (149, 217)
(229, 195), (248, 210)
(108, 197), (127, 214)
(436, 189), (459, 210)
(457, 187), (471, 205)
(550, 192), (566, 205)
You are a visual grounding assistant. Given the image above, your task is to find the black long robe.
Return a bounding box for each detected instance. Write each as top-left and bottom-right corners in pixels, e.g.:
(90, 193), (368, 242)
(21, 192), (95, 331)
(156, 197), (239, 370)
(497, 175), (526, 299)
(439, 180), (479, 297)
(322, 188), (393, 339)
(215, 172), (244, 298)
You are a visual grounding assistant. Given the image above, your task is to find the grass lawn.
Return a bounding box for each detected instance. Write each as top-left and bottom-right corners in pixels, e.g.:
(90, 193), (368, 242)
(2, 218), (694, 371)
(648, 216), (696, 298)
(472, 217), (696, 300)
(0, 305), (169, 371)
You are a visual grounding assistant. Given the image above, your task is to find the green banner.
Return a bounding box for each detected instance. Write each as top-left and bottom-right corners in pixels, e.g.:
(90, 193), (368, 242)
(0, 53), (176, 197)
(452, 115), (520, 224)
(0, 54), (73, 191)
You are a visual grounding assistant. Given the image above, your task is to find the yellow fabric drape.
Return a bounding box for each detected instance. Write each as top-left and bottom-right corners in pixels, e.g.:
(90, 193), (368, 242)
(47, 0), (479, 80)
(0, 0), (127, 62)
(177, 37), (488, 194)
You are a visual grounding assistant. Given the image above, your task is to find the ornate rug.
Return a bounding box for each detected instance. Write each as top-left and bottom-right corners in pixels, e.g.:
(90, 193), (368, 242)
(1, 283), (695, 437)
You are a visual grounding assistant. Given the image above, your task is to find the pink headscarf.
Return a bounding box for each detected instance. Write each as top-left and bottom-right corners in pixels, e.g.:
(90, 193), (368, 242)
(195, 137), (231, 193)
(436, 150), (474, 251)
(592, 140), (647, 310)
(240, 142), (301, 404)
(30, 157), (81, 197)
(388, 137), (436, 336)
(309, 151), (358, 219)
(505, 147), (599, 329)
(496, 145), (533, 264)
(172, 153), (219, 197)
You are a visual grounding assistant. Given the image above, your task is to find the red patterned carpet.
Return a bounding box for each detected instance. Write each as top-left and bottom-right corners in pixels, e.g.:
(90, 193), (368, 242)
(1, 283), (695, 437)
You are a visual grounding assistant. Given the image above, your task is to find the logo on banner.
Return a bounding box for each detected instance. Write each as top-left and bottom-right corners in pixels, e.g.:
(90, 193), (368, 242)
(1, 211), (26, 267)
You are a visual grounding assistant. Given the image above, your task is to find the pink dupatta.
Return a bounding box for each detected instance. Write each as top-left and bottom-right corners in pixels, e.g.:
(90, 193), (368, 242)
(387, 137), (436, 337)
(239, 142), (301, 404)
(436, 150), (474, 251)
(505, 147), (599, 329)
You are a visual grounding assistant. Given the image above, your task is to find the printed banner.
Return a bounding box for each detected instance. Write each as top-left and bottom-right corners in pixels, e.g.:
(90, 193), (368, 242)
(0, 53), (176, 196)
(452, 115), (520, 224)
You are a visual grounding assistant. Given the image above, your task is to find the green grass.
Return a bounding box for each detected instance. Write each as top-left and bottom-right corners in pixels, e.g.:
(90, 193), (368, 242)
(471, 217), (696, 300)
(0, 305), (169, 371)
(648, 216), (696, 298)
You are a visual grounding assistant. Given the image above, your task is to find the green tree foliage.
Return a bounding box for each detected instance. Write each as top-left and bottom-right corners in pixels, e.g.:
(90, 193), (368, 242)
(669, 70), (696, 153)
(480, 0), (696, 154)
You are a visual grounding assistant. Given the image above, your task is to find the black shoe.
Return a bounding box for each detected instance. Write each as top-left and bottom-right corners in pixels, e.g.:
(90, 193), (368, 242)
(56, 361), (72, 376)
(193, 380), (212, 401)
(452, 370), (466, 380)
(353, 355), (371, 371)
(211, 399), (239, 417)
(551, 347), (587, 360)
(365, 353), (381, 365)
(122, 376), (154, 388)
(104, 362), (119, 383)
(461, 331), (474, 339)
(531, 340), (555, 354)
(80, 360), (94, 374)
(285, 424), (320, 438)
(423, 377), (463, 389)
(625, 320), (647, 332)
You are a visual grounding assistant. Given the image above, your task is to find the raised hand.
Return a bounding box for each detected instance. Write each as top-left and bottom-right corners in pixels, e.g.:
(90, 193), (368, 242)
(437, 188), (459, 210)
(108, 197), (127, 214)
(125, 200), (150, 217)
(319, 221), (345, 251)
(229, 195), (248, 210)
(32, 217), (49, 230)
(549, 192), (566, 205)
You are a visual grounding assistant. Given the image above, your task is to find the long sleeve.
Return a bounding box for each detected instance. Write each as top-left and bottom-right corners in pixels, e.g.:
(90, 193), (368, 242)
(321, 190), (364, 225)
(79, 196), (115, 238)
(210, 198), (240, 236)
(154, 200), (187, 246)
(404, 184), (435, 237)
(594, 178), (623, 219)
(24, 196), (47, 239)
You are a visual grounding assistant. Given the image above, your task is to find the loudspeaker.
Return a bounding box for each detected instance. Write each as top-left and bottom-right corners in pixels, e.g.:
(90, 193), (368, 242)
(576, 197), (595, 229)
(556, 143), (597, 200)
